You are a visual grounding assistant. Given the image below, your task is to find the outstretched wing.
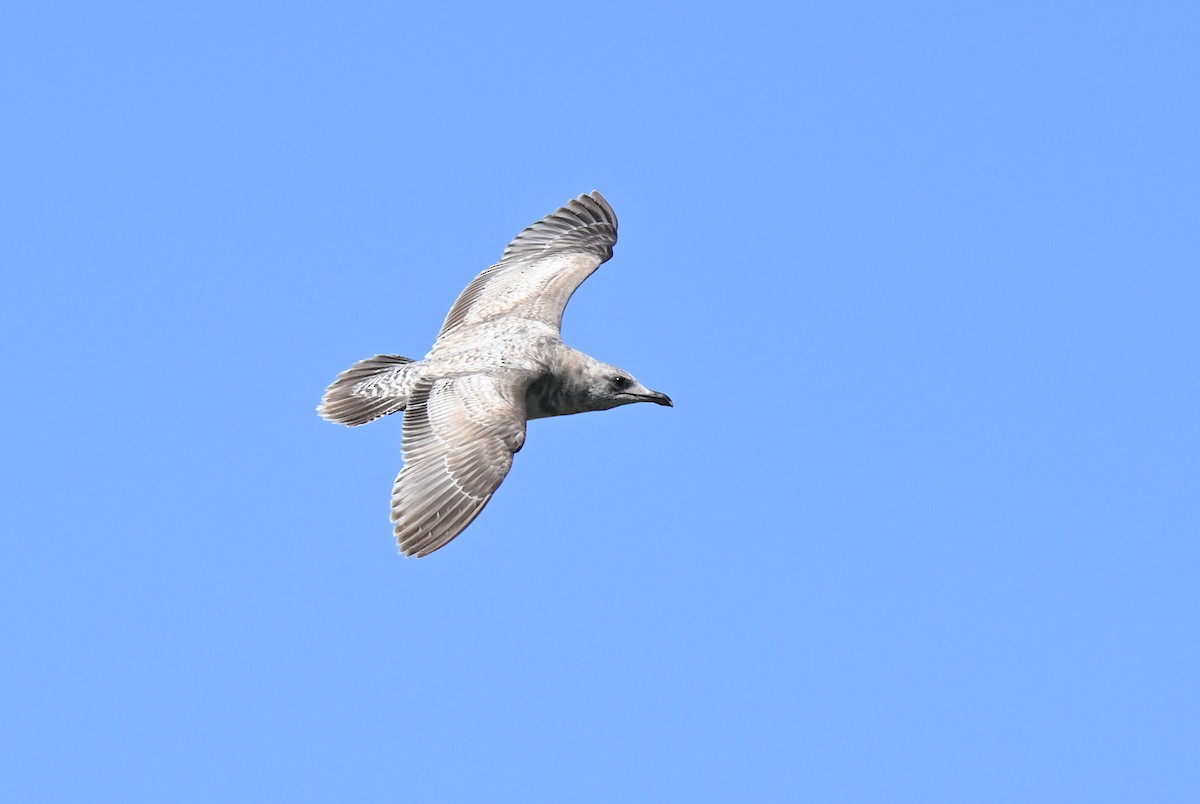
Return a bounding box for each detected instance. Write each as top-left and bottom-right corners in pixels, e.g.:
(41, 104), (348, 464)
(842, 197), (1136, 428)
(391, 372), (530, 557)
(435, 191), (618, 343)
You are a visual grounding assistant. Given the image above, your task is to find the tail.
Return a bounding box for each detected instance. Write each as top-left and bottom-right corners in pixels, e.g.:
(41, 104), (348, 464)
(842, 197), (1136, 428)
(318, 354), (418, 426)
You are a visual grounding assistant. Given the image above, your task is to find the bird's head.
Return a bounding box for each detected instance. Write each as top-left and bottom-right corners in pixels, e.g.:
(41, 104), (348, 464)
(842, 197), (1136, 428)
(580, 360), (673, 411)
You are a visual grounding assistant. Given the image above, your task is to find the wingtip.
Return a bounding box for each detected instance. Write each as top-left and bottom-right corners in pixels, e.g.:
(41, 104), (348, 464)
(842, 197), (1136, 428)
(586, 189), (606, 203)
(583, 190), (615, 225)
(498, 190), (619, 264)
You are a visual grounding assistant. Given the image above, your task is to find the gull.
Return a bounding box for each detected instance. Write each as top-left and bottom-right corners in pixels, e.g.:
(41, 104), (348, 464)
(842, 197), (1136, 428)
(318, 191), (672, 557)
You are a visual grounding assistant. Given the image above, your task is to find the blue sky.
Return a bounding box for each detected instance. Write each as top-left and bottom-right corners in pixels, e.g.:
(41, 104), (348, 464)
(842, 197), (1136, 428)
(3, 2), (1198, 801)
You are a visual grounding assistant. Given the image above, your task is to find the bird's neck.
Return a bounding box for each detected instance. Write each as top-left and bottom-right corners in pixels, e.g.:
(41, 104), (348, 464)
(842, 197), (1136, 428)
(526, 345), (599, 420)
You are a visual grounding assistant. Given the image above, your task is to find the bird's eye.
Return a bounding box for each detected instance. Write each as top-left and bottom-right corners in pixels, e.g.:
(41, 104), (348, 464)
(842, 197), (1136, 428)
(610, 375), (630, 391)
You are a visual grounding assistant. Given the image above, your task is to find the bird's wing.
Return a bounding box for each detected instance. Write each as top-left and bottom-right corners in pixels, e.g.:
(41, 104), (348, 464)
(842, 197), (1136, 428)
(435, 191), (618, 342)
(391, 371), (531, 557)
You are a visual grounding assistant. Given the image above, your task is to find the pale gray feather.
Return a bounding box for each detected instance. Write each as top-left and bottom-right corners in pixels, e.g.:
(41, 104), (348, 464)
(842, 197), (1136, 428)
(390, 373), (529, 557)
(435, 192), (617, 343)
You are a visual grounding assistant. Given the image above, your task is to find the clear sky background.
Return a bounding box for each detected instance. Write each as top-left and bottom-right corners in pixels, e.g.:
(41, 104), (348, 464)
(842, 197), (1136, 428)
(3, 2), (1198, 802)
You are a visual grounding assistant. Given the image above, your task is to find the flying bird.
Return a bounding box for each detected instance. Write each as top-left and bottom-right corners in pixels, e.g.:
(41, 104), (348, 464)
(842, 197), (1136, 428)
(318, 191), (672, 557)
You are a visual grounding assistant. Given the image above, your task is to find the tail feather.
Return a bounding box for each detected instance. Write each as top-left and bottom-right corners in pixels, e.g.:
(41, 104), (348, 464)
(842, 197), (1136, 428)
(318, 354), (418, 426)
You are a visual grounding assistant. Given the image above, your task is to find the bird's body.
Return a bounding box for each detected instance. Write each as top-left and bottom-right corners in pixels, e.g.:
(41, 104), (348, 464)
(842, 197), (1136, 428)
(319, 192), (671, 557)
